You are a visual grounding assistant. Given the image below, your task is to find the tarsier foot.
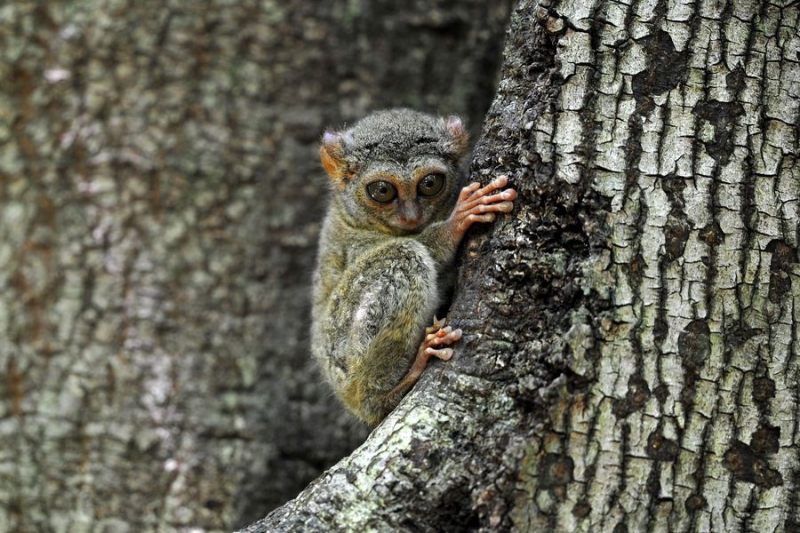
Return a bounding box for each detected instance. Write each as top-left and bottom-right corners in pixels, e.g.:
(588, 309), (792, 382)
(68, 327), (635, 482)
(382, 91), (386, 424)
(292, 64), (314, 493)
(452, 175), (517, 239)
(388, 317), (462, 399)
(419, 318), (462, 362)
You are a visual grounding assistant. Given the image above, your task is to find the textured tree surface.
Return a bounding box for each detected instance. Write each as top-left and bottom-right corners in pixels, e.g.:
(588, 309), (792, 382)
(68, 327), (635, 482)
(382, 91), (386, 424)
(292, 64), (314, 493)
(243, 0), (800, 531)
(0, 1), (512, 531)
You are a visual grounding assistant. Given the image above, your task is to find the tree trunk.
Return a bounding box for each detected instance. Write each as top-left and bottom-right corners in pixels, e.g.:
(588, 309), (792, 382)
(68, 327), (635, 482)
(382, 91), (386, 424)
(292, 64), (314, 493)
(241, 0), (800, 531)
(0, 1), (512, 531)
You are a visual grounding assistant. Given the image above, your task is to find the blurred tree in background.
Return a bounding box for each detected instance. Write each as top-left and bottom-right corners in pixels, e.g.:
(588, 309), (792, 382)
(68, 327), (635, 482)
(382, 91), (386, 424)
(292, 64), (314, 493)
(0, 1), (513, 530)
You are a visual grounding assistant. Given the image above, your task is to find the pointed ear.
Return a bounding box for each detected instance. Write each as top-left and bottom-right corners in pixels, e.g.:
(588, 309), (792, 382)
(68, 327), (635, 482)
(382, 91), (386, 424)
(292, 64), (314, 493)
(441, 116), (469, 159)
(320, 131), (349, 182)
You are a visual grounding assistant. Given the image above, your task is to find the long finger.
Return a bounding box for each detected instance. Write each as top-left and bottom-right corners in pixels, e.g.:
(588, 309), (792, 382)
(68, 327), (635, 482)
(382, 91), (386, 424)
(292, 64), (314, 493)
(460, 189), (517, 212)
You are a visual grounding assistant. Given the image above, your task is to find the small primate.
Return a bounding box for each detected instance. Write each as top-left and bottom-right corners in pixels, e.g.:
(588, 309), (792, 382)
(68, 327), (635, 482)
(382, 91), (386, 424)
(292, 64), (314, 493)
(311, 109), (517, 425)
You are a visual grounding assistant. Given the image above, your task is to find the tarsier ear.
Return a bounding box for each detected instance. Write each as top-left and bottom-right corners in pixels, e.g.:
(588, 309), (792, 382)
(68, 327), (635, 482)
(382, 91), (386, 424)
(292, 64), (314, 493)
(320, 131), (349, 182)
(442, 116), (469, 159)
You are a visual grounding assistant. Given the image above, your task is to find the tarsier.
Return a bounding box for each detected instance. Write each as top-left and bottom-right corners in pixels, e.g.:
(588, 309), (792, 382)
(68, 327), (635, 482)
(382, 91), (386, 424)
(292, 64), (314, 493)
(311, 109), (517, 425)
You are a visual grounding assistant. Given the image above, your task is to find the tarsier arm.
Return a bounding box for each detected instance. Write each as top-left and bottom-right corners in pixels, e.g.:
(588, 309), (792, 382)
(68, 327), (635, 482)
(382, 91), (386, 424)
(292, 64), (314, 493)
(419, 175), (517, 266)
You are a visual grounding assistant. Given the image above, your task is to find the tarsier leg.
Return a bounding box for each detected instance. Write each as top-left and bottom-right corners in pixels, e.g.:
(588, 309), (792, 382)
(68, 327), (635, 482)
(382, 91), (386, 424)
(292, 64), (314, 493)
(387, 317), (462, 399)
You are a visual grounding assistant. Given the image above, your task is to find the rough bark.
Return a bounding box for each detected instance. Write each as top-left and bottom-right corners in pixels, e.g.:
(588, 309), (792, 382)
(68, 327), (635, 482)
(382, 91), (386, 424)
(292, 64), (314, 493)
(0, 1), (512, 531)
(242, 0), (800, 531)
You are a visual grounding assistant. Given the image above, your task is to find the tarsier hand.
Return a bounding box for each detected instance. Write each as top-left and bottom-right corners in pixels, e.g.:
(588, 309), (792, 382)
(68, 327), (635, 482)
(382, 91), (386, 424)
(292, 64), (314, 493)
(449, 175), (517, 242)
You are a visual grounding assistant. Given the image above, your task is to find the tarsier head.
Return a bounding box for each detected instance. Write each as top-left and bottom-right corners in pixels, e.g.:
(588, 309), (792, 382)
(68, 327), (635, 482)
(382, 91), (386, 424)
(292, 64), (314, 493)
(320, 109), (469, 235)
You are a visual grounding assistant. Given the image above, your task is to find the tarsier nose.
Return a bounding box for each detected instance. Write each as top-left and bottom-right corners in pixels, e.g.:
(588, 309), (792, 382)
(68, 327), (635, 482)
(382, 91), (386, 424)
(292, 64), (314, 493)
(400, 202), (422, 226)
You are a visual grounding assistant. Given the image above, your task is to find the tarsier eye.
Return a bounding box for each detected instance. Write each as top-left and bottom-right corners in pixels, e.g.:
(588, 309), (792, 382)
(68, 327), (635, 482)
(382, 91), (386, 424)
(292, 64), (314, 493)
(417, 173), (445, 197)
(366, 180), (397, 203)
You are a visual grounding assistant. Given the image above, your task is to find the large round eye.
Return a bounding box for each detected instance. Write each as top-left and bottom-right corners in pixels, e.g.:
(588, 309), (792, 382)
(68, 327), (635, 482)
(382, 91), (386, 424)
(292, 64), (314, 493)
(417, 173), (445, 197)
(366, 180), (397, 203)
